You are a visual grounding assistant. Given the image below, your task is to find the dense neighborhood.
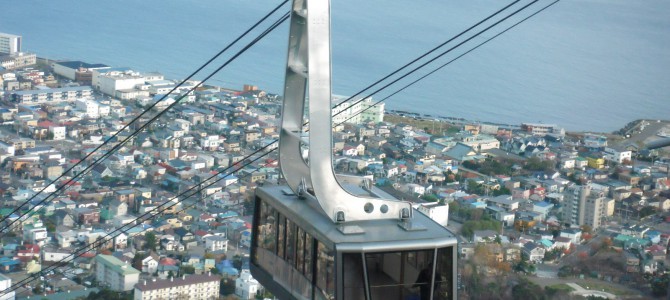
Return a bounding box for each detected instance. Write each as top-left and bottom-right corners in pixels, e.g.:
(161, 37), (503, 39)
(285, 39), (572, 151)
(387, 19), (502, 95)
(1, 32), (670, 299)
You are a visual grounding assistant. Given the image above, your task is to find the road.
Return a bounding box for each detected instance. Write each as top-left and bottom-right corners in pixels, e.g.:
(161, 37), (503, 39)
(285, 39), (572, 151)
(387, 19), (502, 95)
(617, 120), (670, 146)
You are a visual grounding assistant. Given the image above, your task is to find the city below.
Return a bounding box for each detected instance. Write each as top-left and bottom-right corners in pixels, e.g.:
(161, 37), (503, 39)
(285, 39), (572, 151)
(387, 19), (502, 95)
(0, 31), (670, 300)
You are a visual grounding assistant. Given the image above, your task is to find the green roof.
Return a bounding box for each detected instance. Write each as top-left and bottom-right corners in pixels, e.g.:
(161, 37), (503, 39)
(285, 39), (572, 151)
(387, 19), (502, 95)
(95, 254), (140, 275)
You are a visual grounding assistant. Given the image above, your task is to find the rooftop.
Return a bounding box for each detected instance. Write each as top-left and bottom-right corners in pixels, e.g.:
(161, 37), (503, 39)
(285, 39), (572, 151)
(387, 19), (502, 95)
(135, 273), (221, 291)
(95, 254), (140, 275)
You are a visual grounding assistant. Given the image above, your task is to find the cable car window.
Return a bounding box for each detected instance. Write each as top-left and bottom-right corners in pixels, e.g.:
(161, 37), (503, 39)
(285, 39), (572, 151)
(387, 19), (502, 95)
(304, 232), (313, 281)
(366, 249), (434, 300)
(254, 200), (277, 271)
(296, 227), (305, 274)
(434, 247), (454, 300)
(277, 214), (286, 259)
(343, 253), (365, 300)
(316, 241), (335, 299)
(286, 219), (296, 266)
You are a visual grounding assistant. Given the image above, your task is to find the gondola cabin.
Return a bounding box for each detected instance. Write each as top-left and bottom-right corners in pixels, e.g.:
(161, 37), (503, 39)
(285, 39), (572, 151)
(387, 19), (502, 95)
(251, 185), (458, 300)
(249, 0), (458, 298)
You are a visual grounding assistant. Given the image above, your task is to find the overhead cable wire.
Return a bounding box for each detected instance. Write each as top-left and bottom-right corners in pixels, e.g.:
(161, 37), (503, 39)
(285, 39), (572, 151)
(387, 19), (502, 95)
(332, 0), (541, 119)
(337, 0), (562, 126)
(4, 0), (559, 294)
(0, 4), (291, 236)
(5, 146), (274, 296)
(330, 0), (521, 110)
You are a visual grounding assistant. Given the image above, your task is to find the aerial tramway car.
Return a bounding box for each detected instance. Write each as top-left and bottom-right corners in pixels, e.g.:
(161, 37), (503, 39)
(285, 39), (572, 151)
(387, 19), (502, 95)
(250, 0), (458, 299)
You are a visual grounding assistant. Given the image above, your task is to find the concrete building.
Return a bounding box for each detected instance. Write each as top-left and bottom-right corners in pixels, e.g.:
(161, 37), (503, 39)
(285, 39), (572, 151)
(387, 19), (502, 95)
(204, 236), (228, 252)
(49, 126), (66, 141)
(95, 254), (140, 291)
(92, 68), (145, 97)
(416, 202), (449, 226)
(0, 32), (21, 55)
(563, 184), (611, 230)
(0, 53), (36, 70)
(10, 86), (93, 104)
(331, 95), (384, 125)
(52, 61), (110, 80)
(75, 99), (100, 119)
(603, 146), (632, 164)
(236, 269), (260, 300)
(133, 273), (221, 300)
(521, 123), (564, 136)
(0, 273), (15, 300)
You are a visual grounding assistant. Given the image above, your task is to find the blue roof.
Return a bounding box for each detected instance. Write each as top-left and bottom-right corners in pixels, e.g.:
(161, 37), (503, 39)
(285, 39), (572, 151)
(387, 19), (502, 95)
(535, 201), (552, 208)
(12, 85), (91, 95)
(0, 257), (20, 266)
(56, 61), (109, 69)
(220, 211), (238, 219)
(539, 239), (553, 248)
(216, 260), (239, 276)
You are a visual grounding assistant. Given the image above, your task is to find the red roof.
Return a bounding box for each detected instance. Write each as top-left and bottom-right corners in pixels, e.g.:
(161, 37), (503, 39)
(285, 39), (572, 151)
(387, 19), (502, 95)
(37, 120), (55, 128)
(647, 244), (665, 252)
(22, 244), (40, 253)
(159, 257), (178, 266)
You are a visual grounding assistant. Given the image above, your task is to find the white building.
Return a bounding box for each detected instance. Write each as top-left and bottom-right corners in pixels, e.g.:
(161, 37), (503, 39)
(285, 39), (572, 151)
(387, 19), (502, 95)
(416, 202), (449, 226)
(200, 135), (221, 150)
(235, 270), (260, 300)
(133, 273), (220, 300)
(52, 61), (110, 80)
(23, 222), (48, 246)
(141, 255), (158, 274)
(10, 86), (92, 104)
(603, 146), (632, 164)
(0, 273), (16, 300)
(331, 95), (385, 125)
(42, 248), (72, 263)
(49, 125), (66, 140)
(75, 99), (100, 119)
(204, 236), (228, 252)
(0, 32), (22, 55)
(95, 254), (141, 291)
(93, 68), (145, 97)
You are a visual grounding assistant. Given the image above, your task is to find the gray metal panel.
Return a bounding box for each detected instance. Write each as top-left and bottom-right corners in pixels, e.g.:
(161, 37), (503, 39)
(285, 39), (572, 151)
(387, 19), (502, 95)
(278, 0), (416, 223)
(256, 185), (458, 250)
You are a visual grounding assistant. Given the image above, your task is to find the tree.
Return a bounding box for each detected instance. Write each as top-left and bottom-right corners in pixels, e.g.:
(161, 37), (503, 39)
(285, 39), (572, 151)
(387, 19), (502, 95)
(651, 274), (669, 297)
(512, 278), (545, 300)
(639, 206), (658, 218)
(132, 252), (146, 271)
(144, 231), (157, 251)
(421, 193), (439, 202)
(180, 265), (195, 275)
(220, 277), (237, 295)
(233, 254), (243, 270)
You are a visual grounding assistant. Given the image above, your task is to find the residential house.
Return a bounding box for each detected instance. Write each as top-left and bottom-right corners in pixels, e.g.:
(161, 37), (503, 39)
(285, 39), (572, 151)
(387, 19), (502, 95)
(522, 242), (545, 263)
(142, 253), (159, 274)
(204, 236), (228, 252)
(236, 269), (260, 300)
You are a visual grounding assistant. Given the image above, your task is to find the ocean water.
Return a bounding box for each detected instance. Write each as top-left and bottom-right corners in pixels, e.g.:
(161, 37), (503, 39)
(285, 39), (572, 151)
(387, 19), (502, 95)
(1, 0), (669, 132)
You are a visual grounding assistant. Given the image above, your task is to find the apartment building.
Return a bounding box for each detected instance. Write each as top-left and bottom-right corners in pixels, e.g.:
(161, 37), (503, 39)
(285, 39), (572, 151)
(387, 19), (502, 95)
(9, 86), (93, 104)
(96, 254), (140, 291)
(133, 273), (221, 300)
(562, 184), (614, 230)
(331, 95), (385, 125)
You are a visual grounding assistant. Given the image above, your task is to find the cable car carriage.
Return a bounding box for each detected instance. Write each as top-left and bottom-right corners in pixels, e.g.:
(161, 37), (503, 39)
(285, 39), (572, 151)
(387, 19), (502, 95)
(250, 0), (458, 299)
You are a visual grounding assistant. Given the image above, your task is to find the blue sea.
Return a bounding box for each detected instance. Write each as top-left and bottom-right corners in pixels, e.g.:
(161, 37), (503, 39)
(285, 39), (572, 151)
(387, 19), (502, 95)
(1, 0), (669, 132)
